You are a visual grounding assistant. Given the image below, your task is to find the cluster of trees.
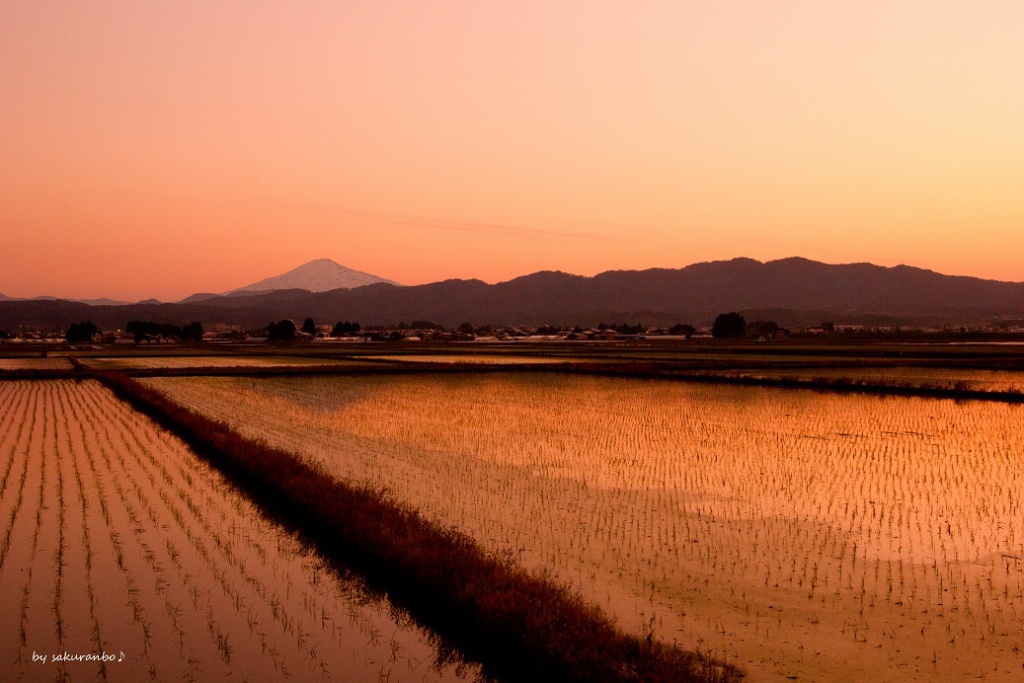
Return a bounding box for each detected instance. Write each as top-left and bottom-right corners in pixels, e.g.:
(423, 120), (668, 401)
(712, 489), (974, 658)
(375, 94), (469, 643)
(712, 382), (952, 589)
(269, 316), (799, 342)
(180, 322), (205, 341)
(331, 320), (362, 336)
(710, 313), (786, 339)
(266, 320), (296, 342)
(66, 321), (99, 343)
(712, 312), (746, 339)
(267, 318), (355, 341)
(126, 320), (204, 343)
(265, 318), (371, 340)
(256, 315), (787, 342)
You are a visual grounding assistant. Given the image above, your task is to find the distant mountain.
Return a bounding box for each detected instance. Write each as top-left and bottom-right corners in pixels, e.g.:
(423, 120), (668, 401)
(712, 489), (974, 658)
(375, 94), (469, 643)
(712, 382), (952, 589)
(178, 292), (221, 304)
(0, 293), (133, 306)
(4, 257), (1024, 331)
(227, 259), (400, 295)
(295, 257), (1024, 327)
(79, 297), (135, 306)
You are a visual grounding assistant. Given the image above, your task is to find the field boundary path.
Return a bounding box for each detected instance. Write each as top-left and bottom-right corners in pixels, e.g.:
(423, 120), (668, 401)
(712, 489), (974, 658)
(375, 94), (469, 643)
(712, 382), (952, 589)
(84, 364), (741, 683)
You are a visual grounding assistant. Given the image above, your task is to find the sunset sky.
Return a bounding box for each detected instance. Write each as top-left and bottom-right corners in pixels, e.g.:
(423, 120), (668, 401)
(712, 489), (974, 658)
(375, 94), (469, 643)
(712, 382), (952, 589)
(3, 2), (1023, 301)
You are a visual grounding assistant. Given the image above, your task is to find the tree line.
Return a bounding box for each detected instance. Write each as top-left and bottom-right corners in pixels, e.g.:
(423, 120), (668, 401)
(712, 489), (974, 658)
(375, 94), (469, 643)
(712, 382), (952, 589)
(57, 314), (780, 345)
(126, 320), (204, 343)
(264, 319), (363, 341)
(65, 321), (100, 343)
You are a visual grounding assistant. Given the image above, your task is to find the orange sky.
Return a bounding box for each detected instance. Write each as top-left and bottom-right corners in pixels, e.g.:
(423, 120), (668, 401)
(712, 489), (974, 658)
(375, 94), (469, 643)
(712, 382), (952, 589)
(3, 2), (1023, 301)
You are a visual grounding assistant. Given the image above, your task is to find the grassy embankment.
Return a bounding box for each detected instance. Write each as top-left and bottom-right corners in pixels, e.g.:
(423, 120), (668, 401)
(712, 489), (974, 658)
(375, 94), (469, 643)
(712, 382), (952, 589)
(84, 363), (741, 683)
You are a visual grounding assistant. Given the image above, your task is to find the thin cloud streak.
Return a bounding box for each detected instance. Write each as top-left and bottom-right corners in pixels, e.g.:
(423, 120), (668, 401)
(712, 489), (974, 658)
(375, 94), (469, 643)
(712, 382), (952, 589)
(261, 199), (649, 244)
(93, 188), (653, 244)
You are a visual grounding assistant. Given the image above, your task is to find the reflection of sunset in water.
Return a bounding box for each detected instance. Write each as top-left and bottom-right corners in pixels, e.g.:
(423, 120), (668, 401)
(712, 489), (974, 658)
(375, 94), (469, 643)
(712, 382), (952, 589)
(150, 373), (1024, 681)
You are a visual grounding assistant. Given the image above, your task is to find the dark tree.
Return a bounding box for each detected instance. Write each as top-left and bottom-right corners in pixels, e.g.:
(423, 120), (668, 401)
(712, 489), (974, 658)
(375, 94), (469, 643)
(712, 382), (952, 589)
(65, 321), (99, 343)
(712, 312), (746, 339)
(331, 321), (362, 336)
(126, 320), (183, 342)
(267, 319), (296, 342)
(457, 322), (474, 335)
(669, 323), (696, 338)
(181, 321), (204, 342)
(302, 318), (317, 336)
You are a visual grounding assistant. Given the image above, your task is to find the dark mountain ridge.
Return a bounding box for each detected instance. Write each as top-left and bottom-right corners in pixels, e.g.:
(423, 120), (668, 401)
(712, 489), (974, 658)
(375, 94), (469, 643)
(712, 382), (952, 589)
(3, 257), (1023, 331)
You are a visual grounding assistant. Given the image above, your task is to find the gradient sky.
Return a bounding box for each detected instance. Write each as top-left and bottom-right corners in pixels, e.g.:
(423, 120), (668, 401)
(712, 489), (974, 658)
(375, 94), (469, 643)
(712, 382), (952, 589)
(3, 2), (1023, 301)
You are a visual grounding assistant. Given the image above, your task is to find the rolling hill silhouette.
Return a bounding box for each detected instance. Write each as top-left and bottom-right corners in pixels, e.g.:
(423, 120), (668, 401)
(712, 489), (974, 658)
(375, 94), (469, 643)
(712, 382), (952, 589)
(3, 258), (1023, 330)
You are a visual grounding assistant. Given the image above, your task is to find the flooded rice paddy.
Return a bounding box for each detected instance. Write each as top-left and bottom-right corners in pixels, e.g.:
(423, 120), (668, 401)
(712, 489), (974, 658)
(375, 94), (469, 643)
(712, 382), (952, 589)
(0, 380), (478, 682)
(146, 373), (1024, 682)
